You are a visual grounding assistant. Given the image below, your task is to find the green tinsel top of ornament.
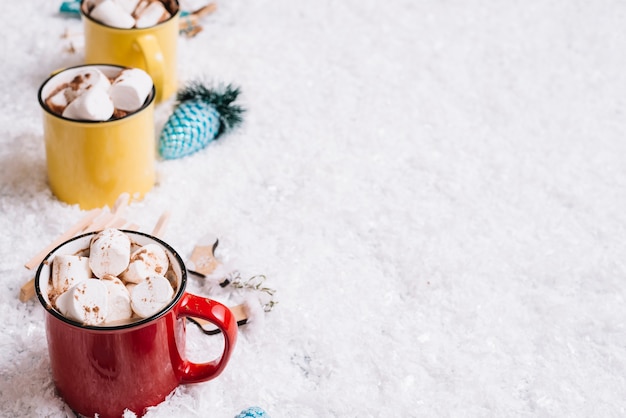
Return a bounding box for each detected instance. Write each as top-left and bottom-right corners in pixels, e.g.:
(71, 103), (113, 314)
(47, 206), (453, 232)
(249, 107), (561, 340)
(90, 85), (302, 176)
(175, 82), (245, 137)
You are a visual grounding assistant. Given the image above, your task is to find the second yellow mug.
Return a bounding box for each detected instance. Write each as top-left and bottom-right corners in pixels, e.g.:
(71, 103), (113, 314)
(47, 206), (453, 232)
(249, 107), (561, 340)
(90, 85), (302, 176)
(38, 64), (156, 210)
(80, 0), (180, 103)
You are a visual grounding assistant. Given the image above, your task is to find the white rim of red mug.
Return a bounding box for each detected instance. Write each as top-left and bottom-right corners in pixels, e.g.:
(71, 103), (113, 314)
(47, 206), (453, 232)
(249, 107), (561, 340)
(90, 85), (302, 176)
(34, 230), (187, 331)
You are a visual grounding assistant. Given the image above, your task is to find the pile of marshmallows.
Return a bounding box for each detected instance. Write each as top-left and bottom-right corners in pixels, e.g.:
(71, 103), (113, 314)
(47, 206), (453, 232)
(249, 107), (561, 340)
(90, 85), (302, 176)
(84, 0), (174, 29)
(45, 66), (152, 121)
(49, 229), (176, 326)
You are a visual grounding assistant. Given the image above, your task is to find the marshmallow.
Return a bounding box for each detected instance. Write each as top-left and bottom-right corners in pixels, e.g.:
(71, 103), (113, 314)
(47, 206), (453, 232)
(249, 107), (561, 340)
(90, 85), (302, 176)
(130, 275), (174, 318)
(135, 1), (170, 28)
(62, 86), (115, 121)
(46, 89), (70, 114)
(84, 0), (107, 10)
(109, 68), (153, 112)
(55, 279), (109, 325)
(51, 254), (92, 294)
(102, 275), (133, 323)
(89, 228), (131, 278)
(126, 282), (137, 294)
(133, 0), (150, 16)
(121, 243), (169, 284)
(114, 0), (141, 14)
(64, 68), (112, 103)
(90, 0), (135, 29)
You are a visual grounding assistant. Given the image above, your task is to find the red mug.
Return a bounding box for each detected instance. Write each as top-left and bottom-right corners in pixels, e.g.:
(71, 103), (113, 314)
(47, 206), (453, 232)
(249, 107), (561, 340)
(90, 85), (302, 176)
(34, 230), (237, 418)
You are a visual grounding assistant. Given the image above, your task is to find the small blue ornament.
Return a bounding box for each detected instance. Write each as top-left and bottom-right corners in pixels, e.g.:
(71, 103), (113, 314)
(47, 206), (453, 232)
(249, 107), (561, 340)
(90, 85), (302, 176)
(59, 0), (80, 15)
(159, 82), (244, 160)
(234, 406), (270, 418)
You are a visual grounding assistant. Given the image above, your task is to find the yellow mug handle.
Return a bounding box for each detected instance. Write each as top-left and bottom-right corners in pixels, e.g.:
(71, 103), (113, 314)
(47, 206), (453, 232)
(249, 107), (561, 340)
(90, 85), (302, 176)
(133, 34), (164, 102)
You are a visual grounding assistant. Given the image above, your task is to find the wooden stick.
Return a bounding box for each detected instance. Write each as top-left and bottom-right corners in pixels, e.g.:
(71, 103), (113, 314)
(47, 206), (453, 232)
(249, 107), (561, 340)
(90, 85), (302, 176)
(181, 25), (203, 37)
(61, 28), (83, 39)
(108, 218), (128, 229)
(82, 214), (111, 233)
(123, 222), (141, 231)
(24, 208), (102, 270)
(193, 2), (217, 18)
(111, 193), (130, 216)
(190, 303), (247, 328)
(151, 211), (171, 239)
(98, 194), (129, 230)
(178, 3), (216, 29)
(179, 19), (199, 31)
(19, 278), (36, 303)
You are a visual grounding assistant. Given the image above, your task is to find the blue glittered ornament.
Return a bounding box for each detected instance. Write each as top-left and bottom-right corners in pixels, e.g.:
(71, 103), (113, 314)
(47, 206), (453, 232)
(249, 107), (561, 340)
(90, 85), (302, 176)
(234, 406), (270, 418)
(159, 82), (244, 160)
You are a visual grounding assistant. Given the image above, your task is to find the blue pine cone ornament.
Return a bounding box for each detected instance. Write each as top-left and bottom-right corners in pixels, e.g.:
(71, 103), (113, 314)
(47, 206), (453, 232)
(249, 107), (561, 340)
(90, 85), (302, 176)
(234, 406), (270, 418)
(158, 82), (244, 160)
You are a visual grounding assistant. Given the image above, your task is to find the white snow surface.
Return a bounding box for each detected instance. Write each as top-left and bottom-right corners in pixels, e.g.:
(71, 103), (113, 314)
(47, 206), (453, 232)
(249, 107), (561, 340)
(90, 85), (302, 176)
(2, 0), (626, 417)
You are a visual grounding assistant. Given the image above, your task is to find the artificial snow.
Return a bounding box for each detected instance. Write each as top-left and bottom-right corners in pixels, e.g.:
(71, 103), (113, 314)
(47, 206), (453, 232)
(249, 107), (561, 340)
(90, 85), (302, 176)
(1, 0), (626, 417)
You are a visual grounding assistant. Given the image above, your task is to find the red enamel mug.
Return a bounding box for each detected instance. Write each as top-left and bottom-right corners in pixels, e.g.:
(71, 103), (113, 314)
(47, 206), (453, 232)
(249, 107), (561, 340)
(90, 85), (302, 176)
(34, 230), (237, 418)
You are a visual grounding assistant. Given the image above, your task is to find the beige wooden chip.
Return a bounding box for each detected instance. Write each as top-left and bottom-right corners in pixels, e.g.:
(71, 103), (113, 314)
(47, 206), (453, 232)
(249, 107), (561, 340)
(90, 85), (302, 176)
(188, 240), (219, 276)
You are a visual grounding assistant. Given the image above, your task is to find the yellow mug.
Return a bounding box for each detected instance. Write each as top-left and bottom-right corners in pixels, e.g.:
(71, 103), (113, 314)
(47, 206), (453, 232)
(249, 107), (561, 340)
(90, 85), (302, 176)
(80, 0), (180, 103)
(38, 64), (156, 210)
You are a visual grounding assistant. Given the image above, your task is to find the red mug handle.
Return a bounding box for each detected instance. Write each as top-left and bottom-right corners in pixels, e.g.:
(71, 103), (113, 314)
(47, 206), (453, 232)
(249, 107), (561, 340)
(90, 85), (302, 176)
(175, 293), (238, 383)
